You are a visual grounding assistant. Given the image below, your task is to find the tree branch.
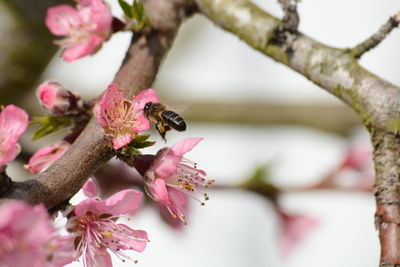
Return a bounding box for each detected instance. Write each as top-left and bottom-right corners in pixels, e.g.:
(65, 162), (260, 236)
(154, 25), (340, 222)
(194, 0), (400, 265)
(2, 0), (194, 208)
(350, 13), (400, 59)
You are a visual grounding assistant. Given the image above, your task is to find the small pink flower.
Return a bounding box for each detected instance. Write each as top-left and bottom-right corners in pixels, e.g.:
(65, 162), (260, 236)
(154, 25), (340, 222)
(94, 85), (158, 149)
(0, 105), (28, 167)
(45, 0), (112, 62)
(37, 81), (79, 116)
(278, 211), (319, 257)
(24, 141), (70, 174)
(0, 201), (75, 267)
(144, 138), (214, 224)
(67, 189), (148, 266)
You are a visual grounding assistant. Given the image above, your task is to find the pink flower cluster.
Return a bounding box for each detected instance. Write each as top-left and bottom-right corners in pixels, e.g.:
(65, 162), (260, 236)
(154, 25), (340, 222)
(0, 189), (148, 267)
(94, 85), (214, 225)
(144, 138), (214, 224)
(46, 0), (112, 62)
(0, 105), (28, 167)
(0, 201), (75, 267)
(67, 188), (148, 266)
(94, 85), (158, 149)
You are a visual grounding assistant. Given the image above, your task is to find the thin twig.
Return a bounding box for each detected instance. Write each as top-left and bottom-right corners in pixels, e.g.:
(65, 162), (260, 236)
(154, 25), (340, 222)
(274, 0), (299, 49)
(351, 13), (400, 58)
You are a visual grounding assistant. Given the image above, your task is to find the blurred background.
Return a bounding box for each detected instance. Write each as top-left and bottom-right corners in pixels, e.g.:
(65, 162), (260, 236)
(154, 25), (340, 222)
(1, 0), (400, 266)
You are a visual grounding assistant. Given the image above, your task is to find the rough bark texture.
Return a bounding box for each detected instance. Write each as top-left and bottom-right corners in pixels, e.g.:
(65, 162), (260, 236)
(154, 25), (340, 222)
(194, 0), (400, 265)
(2, 0), (194, 208)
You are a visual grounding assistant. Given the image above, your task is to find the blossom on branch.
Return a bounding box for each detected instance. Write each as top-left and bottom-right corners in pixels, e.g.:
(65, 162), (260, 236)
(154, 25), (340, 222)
(144, 138), (214, 224)
(67, 189), (148, 266)
(24, 141), (70, 174)
(37, 81), (79, 116)
(0, 201), (75, 267)
(0, 105), (28, 167)
(94, 85), (158, 149)
(46, 0), (113, 62)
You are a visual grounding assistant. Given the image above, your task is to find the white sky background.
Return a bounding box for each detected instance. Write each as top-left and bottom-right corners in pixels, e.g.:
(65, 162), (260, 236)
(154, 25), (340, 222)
(41, 0), (400, 266)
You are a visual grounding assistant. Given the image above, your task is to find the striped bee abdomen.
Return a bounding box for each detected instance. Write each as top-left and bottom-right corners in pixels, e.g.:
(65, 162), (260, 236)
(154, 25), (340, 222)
(162, 110), (186, 131)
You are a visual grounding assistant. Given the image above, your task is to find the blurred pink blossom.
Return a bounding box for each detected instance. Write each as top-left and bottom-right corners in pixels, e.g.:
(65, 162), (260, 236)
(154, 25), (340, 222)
(24, 141), (70, 174)
(278, 211), (319, 257)
(67, 189), (148, 266)
(0, 201), (75, 267)
(0, 105), (28, 167)
(339, 144), (374, 176)
(94, 85), (158, 149)
(37, 81), (78, 116)
(45, 0), (112, 62)
(144, 138), (214, 224)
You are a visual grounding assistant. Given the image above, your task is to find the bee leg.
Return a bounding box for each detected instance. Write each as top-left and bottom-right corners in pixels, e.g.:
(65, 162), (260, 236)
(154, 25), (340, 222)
(155, 123), (167, 142)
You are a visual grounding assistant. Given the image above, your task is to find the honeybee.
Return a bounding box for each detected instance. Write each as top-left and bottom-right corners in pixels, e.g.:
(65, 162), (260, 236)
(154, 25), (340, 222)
(143, 102), (186, 141)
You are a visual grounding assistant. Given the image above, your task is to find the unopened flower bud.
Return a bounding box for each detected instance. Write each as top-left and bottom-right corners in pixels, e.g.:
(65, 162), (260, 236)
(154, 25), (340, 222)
(24, 141), (70, 174)
(37, 81), (79, 116)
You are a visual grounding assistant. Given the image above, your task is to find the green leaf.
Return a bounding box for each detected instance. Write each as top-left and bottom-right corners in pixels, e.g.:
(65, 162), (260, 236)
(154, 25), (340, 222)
(117, 134), (156, 156)
(118, 0), (133, 18)
(131, 0), (151, 31)
(31, 116), (71, 141)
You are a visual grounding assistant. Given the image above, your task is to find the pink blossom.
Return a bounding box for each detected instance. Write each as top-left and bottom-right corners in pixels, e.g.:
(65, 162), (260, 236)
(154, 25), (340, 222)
(0, 201), (75, 267)
(83, 177), (98, 198)
(278, 211), (319, 257)
(0, 105), (28, 167)
(144, 138), (214, 224)
(45, 0), (112, 62)
(67, 189), (148, 266)
(24, 141), (70, 174)
(94, 85), (158, 149)
(37, 81), (78, 116)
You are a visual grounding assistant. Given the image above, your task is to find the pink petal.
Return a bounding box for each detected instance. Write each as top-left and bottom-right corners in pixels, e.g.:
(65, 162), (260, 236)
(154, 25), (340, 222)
(171, 137), (203, 157)
(131, 113), (151, 133)
(37, 83), (57, 107)
(148, 178), (169, 203)
(0, 144), (20, 167)
(95, 85), (122, 128)
(0, 105), (29, 138)
(279, 212), (319, 256)
(153, 152), (180, 179)
(104, 189), (143, 215)
(83, 178), (98, 198)
(113, 225), (148, 252)
(75, 189), (143, 217)
(133, 89), (159, 110)
(61, 35), (104, 62)
(0, 105), (28, 166)
(45, 5), (80, 35)
(93, 104), (106, 126)
(112, 133), (132, 149)
(85, 249), (112, 267)
(25, 142), (69, 174)
(90, 0), (113, 33)
(47, 235), (76, 266)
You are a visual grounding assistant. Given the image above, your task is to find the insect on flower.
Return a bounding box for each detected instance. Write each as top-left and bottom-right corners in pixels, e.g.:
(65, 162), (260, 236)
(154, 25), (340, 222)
(143, 102), (186, 141)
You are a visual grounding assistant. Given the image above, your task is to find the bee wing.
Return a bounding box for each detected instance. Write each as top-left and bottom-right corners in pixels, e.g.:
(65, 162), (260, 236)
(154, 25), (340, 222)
(163, 103), (190, 114)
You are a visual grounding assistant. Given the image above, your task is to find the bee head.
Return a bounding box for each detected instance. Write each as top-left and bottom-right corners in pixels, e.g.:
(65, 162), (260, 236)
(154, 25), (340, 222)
(144, 102), (152, 113)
